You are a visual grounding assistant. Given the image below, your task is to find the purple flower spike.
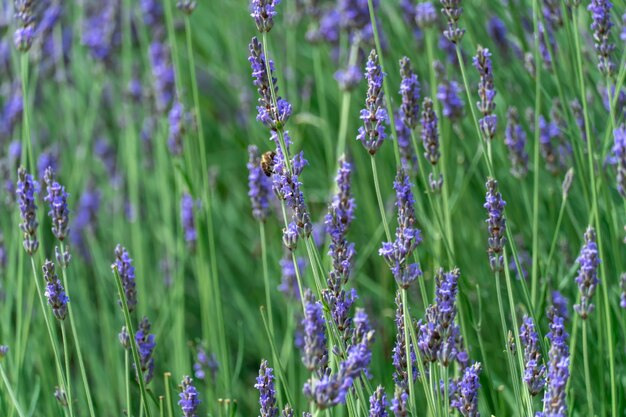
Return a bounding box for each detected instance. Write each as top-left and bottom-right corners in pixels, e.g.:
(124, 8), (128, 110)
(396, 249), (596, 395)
(473, 46), (497, 140)
(421, 97), (440, 165)
(399, 57), (420, 130)
(395, 111), (418, 173)
(177, 0), (197, 14)
(335, 65), (362, 92)
(14, 0), (35, 52)
(393, 290), (417, 388)
(391, 386), (408, 417)
(451, 362), (481, 417)
(612, 124), (626, 198)
(537, 307), (569, 417)
(504, 107), (528, 178)
(16, 167), (39, 255)
(178, 376), (201, 417)
(250, 0), (281, 33)
(43, 260), (69, 321)
(434, 61), (464, 121)
(302, 290), (328, 373)
(193, 344), (219, 383)
(574, 227), (600, 319)
(168, 100), (186, 156)
(135, 317), (156, 384)
(82, 1), (118, 62)
(180, 193), (197, 251)
(440, 0), (465, 43)
(484, 178), (506, 272)
(149, 41), (176, 114)
(255, 360), (278, 417)
(369, 386), (388, 417)
(520, 316), (546, 396)
(588, 0), (615, 77)
(114, 245), (137, 312)
(247, 145), (272, 222)
(415, 2), (437, 28)
(278, 255), (305, 301)
(0, 345), (8, 360)
(551, 291), (569, 321)
(357, 50), (388, 155)
(43, 168), (70, 242)
(619, 273), (626, 309)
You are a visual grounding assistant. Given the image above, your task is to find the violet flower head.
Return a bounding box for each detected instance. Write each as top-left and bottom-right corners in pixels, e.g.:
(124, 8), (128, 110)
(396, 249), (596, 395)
(70, 189), (101, 257)
(538, 308), (569, 417)
(484, 178), (506, 272)
(16, 167), (39, 255)
(619, 272), (626, 309)
(399, 57), (420, 130)
(380, 170), (422, 288)
(488, 16), (509, 54)
(113, 244), (137, 312)
(141, 0), (164, 28)
(0, 345), (8, 360)
(135, 317), (156, 384)
(193, 345), (219, 382)
(391, 386), (408, 417)
(43, 260), (68, 321)
(43, 168), (70, 241)
(369, 386), (388, 417)
(392, 290), (417, 388)
(250, 0), (281, 33)
(248, 37), (291, 130)
(149, 41), (175, 114)
(415, 2), (437, 28)
(440, 0), (465, 43)
(574, 227), (600, 319)
(551, 290), (569, 321)
(357, 50), (388, 155)
(421, 97), (440, 165)
(434, 61), (464, 120)
(119, 326), (131, 350)
(1, 85), (23, 138)
(177, 0), (197, 14)
(588, 0), (615, 77)
(278, 255), (305, 300)
(520, 316), (546, 396)
(255, 360), (278, 417)
(622, 13), (626, 41)
(178, 376), (201, 417)
(451, 362), (481, 417)
(14, 0), (35, 52)
(180, 193), (197, 251)
(395, 111), (418, 173)
(247, 145), (272, 222)
(82, 1), (118, 62)
(168, 100), (185, 156)
(612, 124), (626, 198)
(473, 46), (497, 140)
(38, 151), (58, 181)
(335, 65), (362, 92)
(504, 107), (528, 178)
(302, 290), (328, 373)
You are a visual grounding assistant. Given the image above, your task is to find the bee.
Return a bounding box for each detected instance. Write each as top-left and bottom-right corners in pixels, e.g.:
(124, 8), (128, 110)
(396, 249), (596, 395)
(260, 150), (277, 177)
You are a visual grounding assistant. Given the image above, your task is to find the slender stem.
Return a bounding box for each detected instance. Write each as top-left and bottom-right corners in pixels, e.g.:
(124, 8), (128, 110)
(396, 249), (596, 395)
(165, 372), (174, 417)
(125, 350), (131, 417)
(60, 324), (74, 417)
(335, 43), (359, 168)
(544, 194), (568, 275)
(112, 266), (153, 417)
(0, 365), (27, 417)
(401, 289), (416, 414)
(370, 156), (392, 242)
(581, 320), (594, 417)
(259, 222), (274, 337)
(20, 54), (34, 171)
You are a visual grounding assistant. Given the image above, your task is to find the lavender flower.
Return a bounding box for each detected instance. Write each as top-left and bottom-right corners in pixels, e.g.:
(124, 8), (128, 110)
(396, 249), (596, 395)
(379, 170), (422, 288)
(180, 193), (197, 251)
(622, 13), (626, 41)
(302, 290), (328, 373)
(571, 99), (587, 142)
(434, 61), (464, 121)
(484, 178), (506, 271)
(177, 0), (196, 14)
(391, 387), (408, 417)
(619, 272), (626, 308)
(551, 290), (569, 321)
(141, 0), (164, 28)
(281, 405), (294, 417)
(0, 345), (8, 360)
(488, 16), (509, 54)
(113, 245), (137, 312)
(451, 362), (481, 417)
(421, 97), (440, 165)
(574, 227), (600, 319)
(278, 255), (305, 300)
(357, 50), (388, 155)
(82, 1), (118, 61)
(613, 124), (626, 197)
(520, 316), (546, 396)
(14, 0), (35, 52)
(149, 41), (175, 113)
(504, 107), (528, 178)
(335, 66), (362, 91)
(538, 22), (556, 71)
(473, 47), (497, 140)
(168, 100), (185, 156)
(440, 0), (465, 43)
(537, 308), (569, 417)
(119, 326), (130, 349)
(399, 57), (420, 130)
(135, 317), (156, 384)
(395, 112), (418, 173)
(249, 37), (291, 130)
(282, 222), (298, 250)
(38, 151), (58, 181)
(369, 386), (388, 417)
(16, 167), (40, 255)
(43, 168), (70, 241)
(255, 360), (278, 417)
(588, 0), (615, 77)
(193, 344), (219, 382)
(70, 189), (101, 257)
(1, 85), (23, 138)
(250, 0), (280, 33)
(247, 145), (272, 221)
(303, 341), (372, 409)
(392, 290), (417, 388)
(42, 260), (68, 320)
(415, 2), (437, 28)
(178, 376), (201, 417)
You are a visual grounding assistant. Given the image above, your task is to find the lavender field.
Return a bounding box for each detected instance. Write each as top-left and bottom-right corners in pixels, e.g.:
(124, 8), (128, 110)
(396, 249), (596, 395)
(1, 0), (626, 416)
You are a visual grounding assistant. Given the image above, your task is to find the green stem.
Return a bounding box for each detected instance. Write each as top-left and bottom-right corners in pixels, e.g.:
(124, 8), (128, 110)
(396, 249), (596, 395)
(259, 222), (274, 338)
(401, 289), (416, 414)
(370, 156), (392, 242)
(581, 320), (594, 417)
(60, 324), (74, 417)
(0, 364), (27, 417)
(112, 266), (153, 417)
(125, 350), (131, 417)
(165, 372), (174, 417)
(20, 54), (34, 171)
